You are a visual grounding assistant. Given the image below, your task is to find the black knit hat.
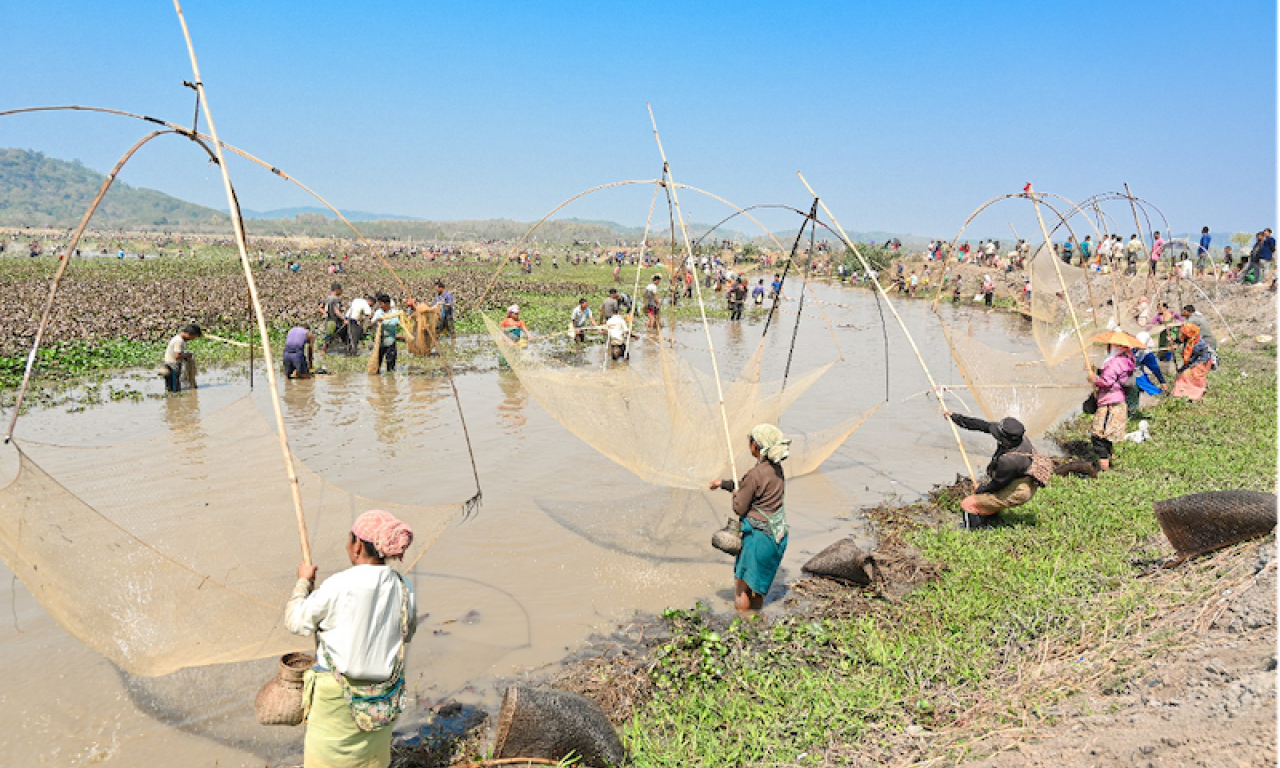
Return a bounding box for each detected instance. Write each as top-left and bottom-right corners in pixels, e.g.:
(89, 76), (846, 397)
(989, 417), (1025, 445)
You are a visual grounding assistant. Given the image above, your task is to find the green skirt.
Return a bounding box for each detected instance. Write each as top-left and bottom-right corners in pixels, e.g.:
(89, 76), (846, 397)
(733, 519), (788, 596)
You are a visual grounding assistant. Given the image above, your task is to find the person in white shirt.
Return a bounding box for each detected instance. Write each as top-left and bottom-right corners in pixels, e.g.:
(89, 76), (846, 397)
(605, 312), (632, 360)
(343, 294), (375, 353)
(287, 509), (417, 767)
(162, 323), (201, 392)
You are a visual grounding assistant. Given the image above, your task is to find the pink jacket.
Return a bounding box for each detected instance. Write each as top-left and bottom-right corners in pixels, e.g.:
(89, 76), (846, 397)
(1095, 352), (1136, 406)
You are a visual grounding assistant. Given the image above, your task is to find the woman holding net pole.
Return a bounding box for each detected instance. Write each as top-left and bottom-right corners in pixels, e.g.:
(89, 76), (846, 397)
(286, 510), (417, 768)
(708, 424), (791, 610)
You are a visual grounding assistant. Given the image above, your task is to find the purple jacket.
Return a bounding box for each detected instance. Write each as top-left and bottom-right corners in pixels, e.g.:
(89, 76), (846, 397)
(1095, 352), (1136, 406)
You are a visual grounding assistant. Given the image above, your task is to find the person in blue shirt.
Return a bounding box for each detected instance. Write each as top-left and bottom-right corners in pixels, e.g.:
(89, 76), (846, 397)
(1130, 331), (1166, 405)
(432, 280), (455, 340)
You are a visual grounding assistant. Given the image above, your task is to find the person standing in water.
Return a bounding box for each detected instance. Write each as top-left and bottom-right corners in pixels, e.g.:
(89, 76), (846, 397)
(708, 424), (791, 610)
(286, 510), (416, 768)
(283, 326), (315, 379)
(370, 294), (401, 373)
(162, 323), (201, 393)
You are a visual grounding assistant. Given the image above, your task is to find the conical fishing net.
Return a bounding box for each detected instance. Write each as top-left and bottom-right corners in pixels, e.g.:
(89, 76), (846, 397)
(940, 321), (1090, 437)
(0, 397), (461, 677)
(484, 316), (877, 489)
(1029, 244), (1102, 366)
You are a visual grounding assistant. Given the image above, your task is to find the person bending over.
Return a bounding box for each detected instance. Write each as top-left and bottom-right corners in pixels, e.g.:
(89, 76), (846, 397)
(943, 413), (1049, 528)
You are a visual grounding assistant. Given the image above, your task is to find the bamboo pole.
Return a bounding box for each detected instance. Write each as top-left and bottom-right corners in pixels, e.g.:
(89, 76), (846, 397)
(1027, 186), (1093, 369)
(612, 184), (660, 371)
(796, 173), (978, 489)
(172, 0), (312, 566)
(647, 104), (738, 482)
(4, 129), (174, 442)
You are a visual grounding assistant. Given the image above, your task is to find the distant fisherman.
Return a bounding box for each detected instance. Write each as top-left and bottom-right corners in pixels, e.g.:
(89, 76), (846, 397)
(433, 281), (455, 340)
(321, 283), (344, 354)
(283, 326), (315, 379)
(370, 294), (402, 373)
(942, 413), (1050, 528)
(161, 323), (202, 393)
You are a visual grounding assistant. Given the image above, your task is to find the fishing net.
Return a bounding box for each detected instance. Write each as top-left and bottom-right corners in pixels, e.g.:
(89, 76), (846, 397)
(940, 321), (1090, 437)
(1029, 244), (1103, 366)
(0, 397), (462, 677)
(405, 303), (441, 356)
(484, 316), (876, 489)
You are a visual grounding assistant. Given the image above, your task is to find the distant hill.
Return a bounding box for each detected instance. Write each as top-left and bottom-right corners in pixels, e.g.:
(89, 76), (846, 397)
(0, 148), (229, 230)
(0, 148), (930, 247)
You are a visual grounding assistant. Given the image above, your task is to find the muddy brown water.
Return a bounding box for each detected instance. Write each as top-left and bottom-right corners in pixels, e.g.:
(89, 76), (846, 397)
(0, 283), (1042, 766)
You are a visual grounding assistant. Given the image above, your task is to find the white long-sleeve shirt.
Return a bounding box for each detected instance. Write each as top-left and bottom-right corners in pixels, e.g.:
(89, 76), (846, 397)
(284, 565), (417, 681)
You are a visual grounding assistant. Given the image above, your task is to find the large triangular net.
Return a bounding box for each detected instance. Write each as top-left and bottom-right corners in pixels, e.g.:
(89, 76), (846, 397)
(483, 316), (876, 490)
(940, 321), (1090, 437)
(0, 397), (461, 677)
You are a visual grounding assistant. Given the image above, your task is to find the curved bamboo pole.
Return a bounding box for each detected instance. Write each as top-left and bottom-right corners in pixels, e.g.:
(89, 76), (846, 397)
(4, 129), (176, 442)
(796, 173), (978, 490)
(2, 102), (487, 518)
(172, 0), (311, 566)
(648, 104), (738, 482)
(1027, 187), (1092, 368)
(623, 184), (662, 362)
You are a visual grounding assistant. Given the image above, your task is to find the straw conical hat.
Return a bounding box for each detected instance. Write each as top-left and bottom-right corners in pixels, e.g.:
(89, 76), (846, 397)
(1090, 330), (1146, 349)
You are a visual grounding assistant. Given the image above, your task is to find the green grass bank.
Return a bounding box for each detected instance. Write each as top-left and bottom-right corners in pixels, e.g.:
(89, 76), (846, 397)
(617, 345), (1276, 766)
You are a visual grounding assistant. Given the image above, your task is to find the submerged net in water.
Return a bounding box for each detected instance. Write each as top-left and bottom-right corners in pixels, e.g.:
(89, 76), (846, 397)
(484, 316), (876, 489)
(0, 397), (461, 677)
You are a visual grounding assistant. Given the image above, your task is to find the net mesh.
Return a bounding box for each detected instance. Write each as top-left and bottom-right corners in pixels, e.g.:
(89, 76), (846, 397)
(940, 321), (1090, 437)
(1029, 243), (1100, 366)
(484, 316), (876, 489)
(0, 397), (460, 677)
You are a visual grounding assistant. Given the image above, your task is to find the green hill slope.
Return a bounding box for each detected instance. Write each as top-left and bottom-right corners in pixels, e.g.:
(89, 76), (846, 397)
(0, 148), (228, 230)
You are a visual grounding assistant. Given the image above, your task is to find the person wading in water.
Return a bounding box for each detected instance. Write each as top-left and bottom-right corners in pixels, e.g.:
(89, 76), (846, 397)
(709, 424), (791, 610)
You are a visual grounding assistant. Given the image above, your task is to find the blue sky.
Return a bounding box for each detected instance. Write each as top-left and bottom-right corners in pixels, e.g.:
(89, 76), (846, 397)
(2, 0), (1275, 238)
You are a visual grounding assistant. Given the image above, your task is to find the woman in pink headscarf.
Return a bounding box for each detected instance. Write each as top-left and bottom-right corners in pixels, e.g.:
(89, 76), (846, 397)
(286, 510), (416, 768)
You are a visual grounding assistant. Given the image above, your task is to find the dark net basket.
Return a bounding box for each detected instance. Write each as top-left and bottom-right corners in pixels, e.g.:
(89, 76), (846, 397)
(1154, 490), (1277, 559)
(493, 685), (626, 767)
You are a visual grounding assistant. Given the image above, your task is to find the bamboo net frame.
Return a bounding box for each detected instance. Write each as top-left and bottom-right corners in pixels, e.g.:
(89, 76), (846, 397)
(0, 104), (486, 518)
(647, 104), (738, 481)
(795, 173), (979, 490)
(172, 0), (313, 564)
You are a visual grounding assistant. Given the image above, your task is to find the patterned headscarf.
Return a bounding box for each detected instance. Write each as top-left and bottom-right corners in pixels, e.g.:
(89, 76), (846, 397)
(352, 509), (414, 559)
(750, 423), (791, 463)
(1179, 323), (1202, 366)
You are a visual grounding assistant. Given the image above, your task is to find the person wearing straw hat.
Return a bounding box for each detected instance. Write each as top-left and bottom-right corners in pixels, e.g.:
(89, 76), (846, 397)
(1087, 332), (1140, 472)
(708, 424), (791, 610)
(941, 413), (1049, 528)
(287, 510), (416, 768)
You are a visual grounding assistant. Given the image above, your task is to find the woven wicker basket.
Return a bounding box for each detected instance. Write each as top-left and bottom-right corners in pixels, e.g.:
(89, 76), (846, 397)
(710, 518), (743, 556)
(254, 652), (315, 726)
(1154, 490), (1276, 559)
(494, 686), (625, 767)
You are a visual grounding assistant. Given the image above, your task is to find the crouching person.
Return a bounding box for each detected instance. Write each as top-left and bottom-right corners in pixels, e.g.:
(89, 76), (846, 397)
(943, 413), (1052, 528)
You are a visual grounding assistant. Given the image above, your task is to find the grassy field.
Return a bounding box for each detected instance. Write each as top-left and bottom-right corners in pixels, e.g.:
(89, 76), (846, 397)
(619, 344), (1276, 766)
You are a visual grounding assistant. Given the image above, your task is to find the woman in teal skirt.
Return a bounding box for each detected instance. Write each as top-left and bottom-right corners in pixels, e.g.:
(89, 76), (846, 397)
(709, 424), (790, 610)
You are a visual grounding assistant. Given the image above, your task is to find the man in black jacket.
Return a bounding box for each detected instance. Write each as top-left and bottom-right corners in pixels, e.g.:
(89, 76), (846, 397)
(944, 412), (1044, 528)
